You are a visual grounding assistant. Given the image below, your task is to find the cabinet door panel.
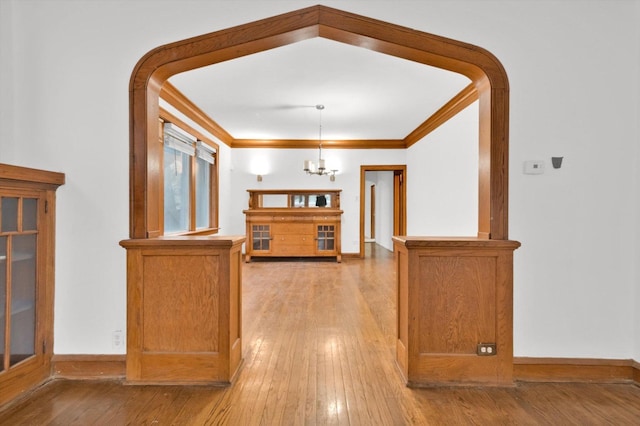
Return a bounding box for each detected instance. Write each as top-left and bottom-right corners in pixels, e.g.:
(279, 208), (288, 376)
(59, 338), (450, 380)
(0, 236), (6, 373)
(9, 234), (37, 366)
(251, 224), (271, 252)
(315, 224), (337, 253)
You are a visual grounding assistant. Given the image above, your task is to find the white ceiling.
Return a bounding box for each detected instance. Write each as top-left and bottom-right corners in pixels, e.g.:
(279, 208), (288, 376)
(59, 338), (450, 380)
(168, 37), (471, 142)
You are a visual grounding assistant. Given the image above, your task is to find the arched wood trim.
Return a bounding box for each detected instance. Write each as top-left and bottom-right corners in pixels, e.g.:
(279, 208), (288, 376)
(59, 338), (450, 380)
(129, 5), (509, 240)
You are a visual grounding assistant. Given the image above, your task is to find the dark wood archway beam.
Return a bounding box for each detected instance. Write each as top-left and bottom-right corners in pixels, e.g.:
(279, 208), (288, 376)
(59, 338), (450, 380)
(131, 5), (509, 240)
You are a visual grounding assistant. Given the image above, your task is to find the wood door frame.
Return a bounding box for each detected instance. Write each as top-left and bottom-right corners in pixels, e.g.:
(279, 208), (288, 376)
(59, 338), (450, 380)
(128, 5), (510, 241)
(360, 165), (406, 258)
(370, 184), (376, 240)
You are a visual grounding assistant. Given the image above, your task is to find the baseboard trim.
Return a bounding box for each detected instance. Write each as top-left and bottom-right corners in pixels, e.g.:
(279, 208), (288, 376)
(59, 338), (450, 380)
(48, 355), (640, 385)
(342, 253), (361, 259)
(514, 357), (639, 384)
(51, 355), (126, 379)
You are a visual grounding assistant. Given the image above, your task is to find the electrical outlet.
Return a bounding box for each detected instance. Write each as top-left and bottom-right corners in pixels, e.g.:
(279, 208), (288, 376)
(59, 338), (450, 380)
(477, 343), (497, 356)
(112, 330), (124, 350)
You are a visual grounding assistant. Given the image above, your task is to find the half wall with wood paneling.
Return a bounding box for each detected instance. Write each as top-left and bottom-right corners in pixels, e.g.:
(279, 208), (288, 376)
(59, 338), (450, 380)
(394, 237), (520, 386)
(120, 236), (244, 384)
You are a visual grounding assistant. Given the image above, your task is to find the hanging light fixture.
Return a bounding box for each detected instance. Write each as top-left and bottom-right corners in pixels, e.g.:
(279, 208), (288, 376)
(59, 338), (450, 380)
(303, 104), (338, 181)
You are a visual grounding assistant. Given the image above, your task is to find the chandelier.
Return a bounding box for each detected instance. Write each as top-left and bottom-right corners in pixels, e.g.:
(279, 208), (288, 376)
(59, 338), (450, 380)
(303, 104), (338, 181)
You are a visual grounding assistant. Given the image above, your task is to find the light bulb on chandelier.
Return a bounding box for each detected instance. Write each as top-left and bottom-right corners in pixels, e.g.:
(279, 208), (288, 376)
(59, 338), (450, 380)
(303, 104), (338, 181)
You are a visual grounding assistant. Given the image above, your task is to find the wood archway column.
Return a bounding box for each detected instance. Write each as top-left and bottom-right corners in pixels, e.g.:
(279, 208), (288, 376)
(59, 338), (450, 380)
(129, 5), (509, 240)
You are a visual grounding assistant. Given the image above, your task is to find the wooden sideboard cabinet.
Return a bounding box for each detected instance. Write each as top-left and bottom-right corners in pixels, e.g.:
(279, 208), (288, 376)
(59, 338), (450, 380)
(0, 164), (65, 406)
(243, 189), (343, 262)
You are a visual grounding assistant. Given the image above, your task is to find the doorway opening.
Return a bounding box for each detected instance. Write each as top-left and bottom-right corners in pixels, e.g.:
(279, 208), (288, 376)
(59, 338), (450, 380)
(126, 4), (512, 386)
(369, 184), (376, 242)
(360, 165), (406, 258)
(129, 5), (510, 241)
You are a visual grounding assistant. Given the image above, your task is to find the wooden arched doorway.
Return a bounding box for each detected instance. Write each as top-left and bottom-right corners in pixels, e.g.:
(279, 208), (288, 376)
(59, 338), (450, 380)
(128, 4), (510, 241)
(126, 5), (518, 387)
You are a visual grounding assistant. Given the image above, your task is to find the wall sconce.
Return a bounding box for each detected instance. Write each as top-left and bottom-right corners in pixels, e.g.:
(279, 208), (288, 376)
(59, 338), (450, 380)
(551, 157), (563, 169)
(257, 174), (263, 182)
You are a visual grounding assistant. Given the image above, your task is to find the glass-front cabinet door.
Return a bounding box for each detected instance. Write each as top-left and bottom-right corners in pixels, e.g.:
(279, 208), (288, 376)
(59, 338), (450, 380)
(316, 224), (336, 253)
(0, 163), (63, 407)
(0, 194), (41, 373)
(251, 224), (271, 252)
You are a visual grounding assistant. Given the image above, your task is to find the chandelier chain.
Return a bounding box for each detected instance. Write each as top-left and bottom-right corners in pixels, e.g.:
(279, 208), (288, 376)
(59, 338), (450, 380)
(303, 104), (337, 180)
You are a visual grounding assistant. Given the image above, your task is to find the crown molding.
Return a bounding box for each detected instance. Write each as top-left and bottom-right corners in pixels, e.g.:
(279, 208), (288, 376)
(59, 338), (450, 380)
(404, 83), (478, 147)
(160, 81), (234, 146)
(231, 139), (406, 149)
(161, 80), (477, 150)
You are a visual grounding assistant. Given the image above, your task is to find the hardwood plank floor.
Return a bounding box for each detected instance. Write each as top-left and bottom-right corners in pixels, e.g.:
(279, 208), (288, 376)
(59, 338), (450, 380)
(1, 243), (640, 425)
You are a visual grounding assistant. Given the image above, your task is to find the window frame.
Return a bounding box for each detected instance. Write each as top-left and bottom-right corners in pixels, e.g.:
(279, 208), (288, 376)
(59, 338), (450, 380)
(159, 112), (219, 236)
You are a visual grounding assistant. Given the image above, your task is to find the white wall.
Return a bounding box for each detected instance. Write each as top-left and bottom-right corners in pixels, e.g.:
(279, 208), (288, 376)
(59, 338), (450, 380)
(406, 102), (478, 236)
(502, 2), (639, 359)
(1, 0), (639, 361)
(0, 1), (14, 160)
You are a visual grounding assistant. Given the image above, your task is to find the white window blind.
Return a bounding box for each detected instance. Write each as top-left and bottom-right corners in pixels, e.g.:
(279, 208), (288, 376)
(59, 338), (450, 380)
(164, 123), (195, 156)
(196, 140), (216, 164)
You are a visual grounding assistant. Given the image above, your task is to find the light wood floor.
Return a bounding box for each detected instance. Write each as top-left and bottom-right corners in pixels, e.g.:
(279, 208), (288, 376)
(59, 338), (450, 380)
(2, 244), (640, 425)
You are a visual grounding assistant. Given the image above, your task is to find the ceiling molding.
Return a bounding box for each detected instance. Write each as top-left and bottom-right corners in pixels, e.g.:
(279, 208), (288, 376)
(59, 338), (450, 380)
(160, 82), (234, 146)
(161, 77), (476, 150)
(232, 139), (406, 149)
(130, 5), (510, 240)
(161, 81), (406, 149)
(404, 83), (479, 148)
